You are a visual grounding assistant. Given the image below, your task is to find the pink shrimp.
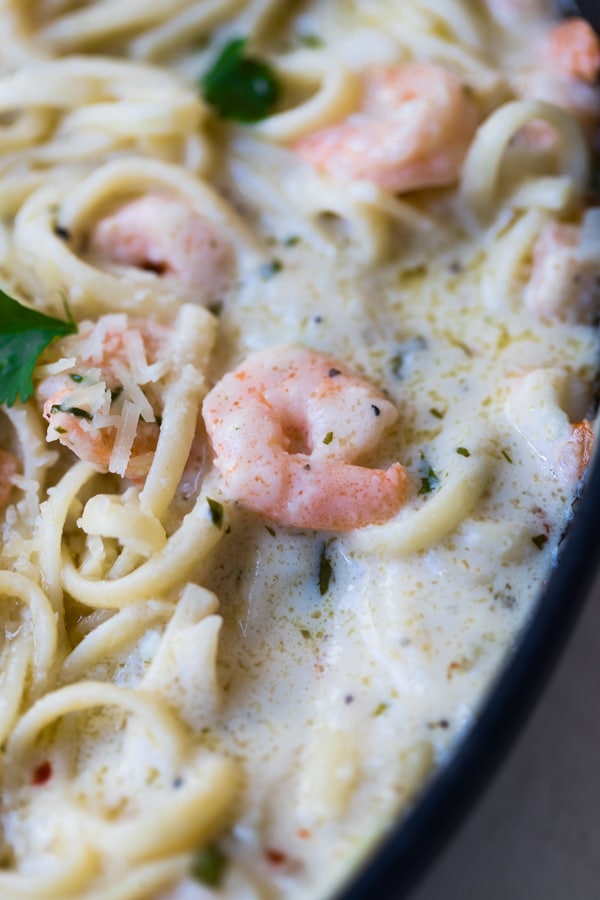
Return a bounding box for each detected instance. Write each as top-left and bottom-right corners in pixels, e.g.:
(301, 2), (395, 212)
(524, 222), (600, 323)
(505, 368), (594, 485)
(89, 194), (232, 302)
(543, 19), (600, 84)
(0, 449), (18, 510)
(294, 64), (479, 194)
(516, 17), (600, 140)
(202, 346), (408, 531)
(35, 315), (170, 480)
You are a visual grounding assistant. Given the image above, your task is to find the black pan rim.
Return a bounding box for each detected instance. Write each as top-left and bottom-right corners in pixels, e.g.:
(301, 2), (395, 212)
(334, 446), (600, 900)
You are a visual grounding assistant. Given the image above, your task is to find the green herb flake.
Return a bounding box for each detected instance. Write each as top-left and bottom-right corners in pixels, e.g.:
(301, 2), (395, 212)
(191, 846), (227, 888)
(300, 628), (312, 640)
(390, 353), (403, 378)
(283, 234), (301, 247)
(532, 533), (548, 551)
(50, 404), (92, 420)
(207, 300), (223, 318)
(318, 544), (333, 596)
(69, 373), (84, 383)
(374, 702), (389, 717)
(201, 38), (281, 123)
(206, 497), (224, 529)
(418, 464), (440, 495)
(456, 447), (470, 458)
(260, 258), (283, 279)
(429, 408), (444, 420)
(501, 449), (513, 464)
(297, 34), (324, 48)
(322, 431), (333, 445)
(0, 289), (77, 407)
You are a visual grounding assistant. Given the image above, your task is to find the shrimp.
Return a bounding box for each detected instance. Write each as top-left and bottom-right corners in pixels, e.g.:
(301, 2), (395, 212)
(202, 346), (408, 531)
(89, 194), (232, 303)
(516, 17), (600, 139)
(543, 18), (600, 84)
(35, 315), (170, 480)
(294, 64), (479, 194)
(0, 449), (18, 510)
(505, 368), (594, 486)
(525, 222), (600, 323)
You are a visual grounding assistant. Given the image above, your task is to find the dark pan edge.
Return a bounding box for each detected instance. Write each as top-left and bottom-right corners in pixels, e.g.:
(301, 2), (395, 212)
(335, 450), (600, 900)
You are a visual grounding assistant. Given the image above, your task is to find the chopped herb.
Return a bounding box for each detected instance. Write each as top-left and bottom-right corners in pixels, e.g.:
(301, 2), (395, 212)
(50, 404), (92, 420)
(322, 431), (333, 445)
(390, 337), (427, 379)
(69, 373), (84, 383)
(55, 426), (66, 434)
(318, 544), (333, 595)
(264, 524), (275, 537)
(207, 300), (223, 317)
(501, 449), (513, 464)
(418, 464), (440, 495)
(297, 33), (324, 48)
(532, 533), (548, 550)
(390, 353), (404, 378)
(260, 258), (283, 279)
(300, 628), (312, 640)
(191, 846), (227, 888)
(0, 289), (77, 406)
(456, 447), (470, 457)
(201, 38), (281, 123)
(283, 234), (301, 247)
(430, 408), (444, 420)
(374, 702), (389, 717)
(206, 497), (224, 529)
(371, 404), (381, 416)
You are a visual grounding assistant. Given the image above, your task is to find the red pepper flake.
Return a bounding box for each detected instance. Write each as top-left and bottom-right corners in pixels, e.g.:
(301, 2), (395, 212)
(32, 761), (52, 785)
(265, 848), (288, 866)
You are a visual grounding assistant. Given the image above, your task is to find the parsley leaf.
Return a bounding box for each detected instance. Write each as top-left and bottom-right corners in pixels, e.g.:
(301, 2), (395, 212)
(201, 38), (281, 123)
(0, 289), (77, 407)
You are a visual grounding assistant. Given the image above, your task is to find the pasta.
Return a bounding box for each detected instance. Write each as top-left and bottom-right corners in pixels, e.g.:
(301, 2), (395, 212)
(0, 1), (598, 898)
